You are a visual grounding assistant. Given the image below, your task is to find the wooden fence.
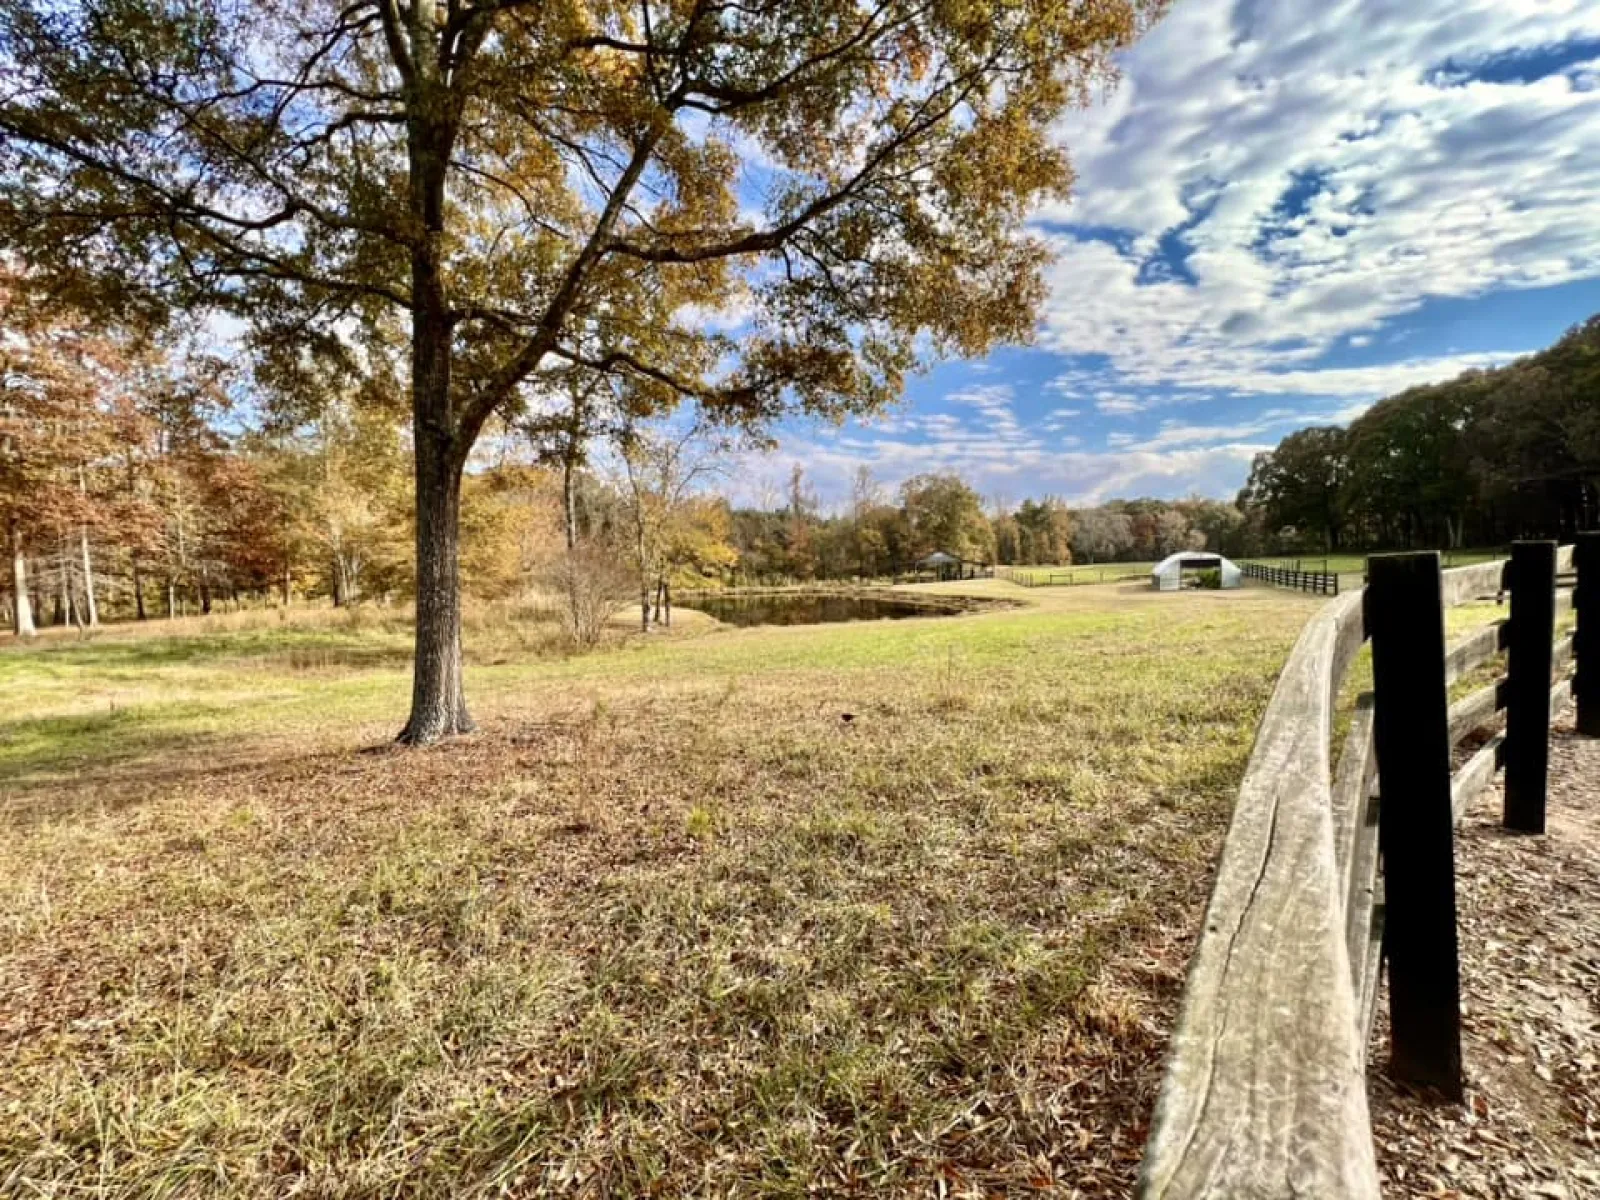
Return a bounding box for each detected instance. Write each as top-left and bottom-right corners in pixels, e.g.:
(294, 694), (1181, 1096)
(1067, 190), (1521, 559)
(1137, 535), (1594, 1198)
(1240, 560), (1341, 595)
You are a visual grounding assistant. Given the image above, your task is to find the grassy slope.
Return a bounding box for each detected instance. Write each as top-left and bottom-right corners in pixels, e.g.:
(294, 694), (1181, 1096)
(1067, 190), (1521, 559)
(0, 582), (1321, 1197)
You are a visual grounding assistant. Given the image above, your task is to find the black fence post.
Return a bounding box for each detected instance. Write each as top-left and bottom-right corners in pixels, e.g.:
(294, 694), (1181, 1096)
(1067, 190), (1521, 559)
(1505, 541), (1556, 832)
(1367, 551), (1464, 1100)
(1576, 532), (1600, 737)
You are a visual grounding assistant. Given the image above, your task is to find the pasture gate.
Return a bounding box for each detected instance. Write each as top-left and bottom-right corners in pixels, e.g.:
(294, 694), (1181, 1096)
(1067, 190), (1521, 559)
(1137, 536), (1594, 1198)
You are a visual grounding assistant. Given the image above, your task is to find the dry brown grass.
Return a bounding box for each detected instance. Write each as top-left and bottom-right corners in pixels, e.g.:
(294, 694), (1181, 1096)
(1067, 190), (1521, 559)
(0, 581), (1321, 1197)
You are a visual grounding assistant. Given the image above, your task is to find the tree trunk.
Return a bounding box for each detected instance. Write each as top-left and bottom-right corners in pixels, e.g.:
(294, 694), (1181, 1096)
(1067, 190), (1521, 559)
(9, 521), (35, 637)
(166, 578), (176, 619)
(79, 525), (99, 627)
(281, 562), (292, 607)
(563, 450), (578, 551)
(57, 540), (77, 627)
(77, 467), (98, 627)
(132, 556), (147, 620)
(399, 419), (474, 742)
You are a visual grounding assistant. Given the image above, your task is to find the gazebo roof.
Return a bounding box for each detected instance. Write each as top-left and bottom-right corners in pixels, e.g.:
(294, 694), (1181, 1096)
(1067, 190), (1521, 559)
(917, 550), (962, 566)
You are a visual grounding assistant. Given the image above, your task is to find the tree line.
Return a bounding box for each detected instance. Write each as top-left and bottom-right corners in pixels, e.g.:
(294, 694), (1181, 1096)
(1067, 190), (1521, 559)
(722, 467), (1253, 582)
(1240, 315), (1600, 553)
(2, 290), (1256, 637)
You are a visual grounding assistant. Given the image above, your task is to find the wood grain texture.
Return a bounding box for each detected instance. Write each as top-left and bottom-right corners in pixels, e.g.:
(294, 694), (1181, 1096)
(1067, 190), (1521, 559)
(1451, 734), (1505, 824)
(1554, 631), (1574, 675)
(1331, 696), (1375, 889)
(1355, 882), (1385, 1066)
(1137, 591), (1380, 1200)
(1551, 676), (1572, 717)
(1448, 680), (1505, 747)
(1443, 620), (1509, 687)
(1343, 780), (1381, 1009)
(1441, 559), (1508, 610)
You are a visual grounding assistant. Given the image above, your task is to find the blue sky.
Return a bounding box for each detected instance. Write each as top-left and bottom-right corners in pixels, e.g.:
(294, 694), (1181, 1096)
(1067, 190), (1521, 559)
(739, 0), (1600, 509)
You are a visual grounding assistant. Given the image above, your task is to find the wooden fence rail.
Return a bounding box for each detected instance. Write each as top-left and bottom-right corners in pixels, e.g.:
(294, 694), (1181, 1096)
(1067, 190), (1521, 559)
(1138, 539), (1587, 1198)
(1240, 560), (1341, 595)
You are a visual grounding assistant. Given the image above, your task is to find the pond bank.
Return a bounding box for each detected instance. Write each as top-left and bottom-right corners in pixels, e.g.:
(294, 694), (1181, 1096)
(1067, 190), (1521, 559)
(674, 586), (1020, 627)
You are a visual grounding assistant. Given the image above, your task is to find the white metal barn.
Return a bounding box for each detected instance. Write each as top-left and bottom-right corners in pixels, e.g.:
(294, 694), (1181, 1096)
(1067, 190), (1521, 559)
(1150, 552), (1242, 591)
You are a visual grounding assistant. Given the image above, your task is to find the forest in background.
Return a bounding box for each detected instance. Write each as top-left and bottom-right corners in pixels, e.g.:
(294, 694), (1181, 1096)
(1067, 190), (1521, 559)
(1240, 314), (1600, 553)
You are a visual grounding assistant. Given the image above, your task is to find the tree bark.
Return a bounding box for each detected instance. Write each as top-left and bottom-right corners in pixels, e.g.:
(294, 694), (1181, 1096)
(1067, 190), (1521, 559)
(79, 525), (99, 627)
(132, 556), (147, 620)
(57, 540), (75, 626)
(399, 417), (474, 742)
(563, 449), (578, 551)
(77, 466), (98, 627)
(9, 521), (35, 637)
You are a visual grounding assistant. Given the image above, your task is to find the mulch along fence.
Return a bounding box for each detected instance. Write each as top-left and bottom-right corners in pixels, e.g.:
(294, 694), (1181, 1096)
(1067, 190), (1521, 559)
(1137, 536), (1595, 1198)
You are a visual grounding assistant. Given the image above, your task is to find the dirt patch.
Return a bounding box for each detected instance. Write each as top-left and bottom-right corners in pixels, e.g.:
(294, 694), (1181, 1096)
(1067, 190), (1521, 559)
(1369, 707), (1600, 1199)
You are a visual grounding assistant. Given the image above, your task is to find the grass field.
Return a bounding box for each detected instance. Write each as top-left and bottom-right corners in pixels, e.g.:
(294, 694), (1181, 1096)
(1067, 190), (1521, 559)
(1001, 564), (1156, 588)
(0, 581), (1324, 1197)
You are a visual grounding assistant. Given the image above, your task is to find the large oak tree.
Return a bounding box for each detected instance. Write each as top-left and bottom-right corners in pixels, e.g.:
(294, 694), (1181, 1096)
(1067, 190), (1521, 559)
(0, 0), (1155, 741)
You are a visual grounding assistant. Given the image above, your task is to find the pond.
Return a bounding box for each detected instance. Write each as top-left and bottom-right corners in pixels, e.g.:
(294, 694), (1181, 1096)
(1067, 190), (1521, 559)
(676, 592), (963, 627)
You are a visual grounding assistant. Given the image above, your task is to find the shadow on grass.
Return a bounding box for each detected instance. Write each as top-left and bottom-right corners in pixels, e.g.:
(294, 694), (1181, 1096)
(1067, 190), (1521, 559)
(0, 627), (414, 674)
(0, 704), (269, 823)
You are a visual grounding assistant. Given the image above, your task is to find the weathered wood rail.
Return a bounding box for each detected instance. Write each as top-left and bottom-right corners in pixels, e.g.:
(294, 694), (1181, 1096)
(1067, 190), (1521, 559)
(1240, 560), (1341, 595)
(1138, 536), (1593, 1198)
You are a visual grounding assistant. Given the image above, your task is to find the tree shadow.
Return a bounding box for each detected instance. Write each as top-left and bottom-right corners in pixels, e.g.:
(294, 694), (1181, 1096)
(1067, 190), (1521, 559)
(0, 705), (387, 826)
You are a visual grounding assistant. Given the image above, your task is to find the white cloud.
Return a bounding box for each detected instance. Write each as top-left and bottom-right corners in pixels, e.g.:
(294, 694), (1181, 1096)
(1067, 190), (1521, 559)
(1096, 394), (1149, 415)
(1031, 0), (1600, 396)
(736, 434), (1267, 509)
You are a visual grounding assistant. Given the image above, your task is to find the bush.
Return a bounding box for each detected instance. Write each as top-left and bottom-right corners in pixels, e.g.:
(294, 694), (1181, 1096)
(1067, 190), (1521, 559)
(539, 547), (634, 648)
(1195, 568), (1222, 590)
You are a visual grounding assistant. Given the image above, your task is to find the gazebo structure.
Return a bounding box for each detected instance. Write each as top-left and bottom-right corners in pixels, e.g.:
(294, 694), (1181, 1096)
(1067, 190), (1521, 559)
(916, 550), (992, 581)
(1151, 551), (1241, 591)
